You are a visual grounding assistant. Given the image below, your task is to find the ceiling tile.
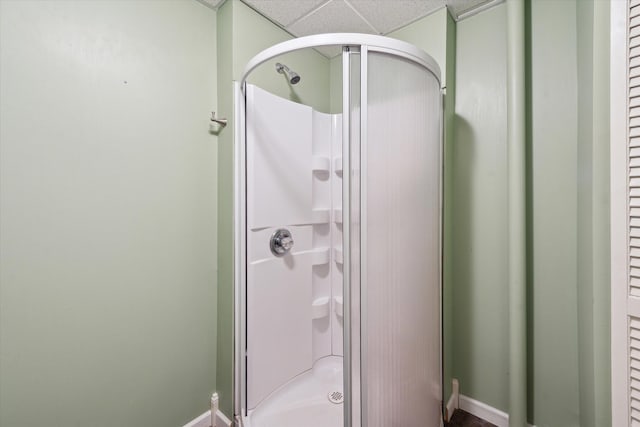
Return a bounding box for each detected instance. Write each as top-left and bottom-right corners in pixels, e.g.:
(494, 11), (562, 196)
(287, 0), (377, 37)
(243, 0), (329, 27)
(313, 45), (343, 58)
(446, 0), (496, 19)
(348, 0), (443, 34)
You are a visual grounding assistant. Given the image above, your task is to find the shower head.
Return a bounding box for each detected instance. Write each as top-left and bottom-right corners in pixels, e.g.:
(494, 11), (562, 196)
(275, 62), (301, 85)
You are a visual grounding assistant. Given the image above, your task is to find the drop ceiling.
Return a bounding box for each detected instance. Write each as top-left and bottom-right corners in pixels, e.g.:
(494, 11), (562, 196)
(197, 0), (501, 57)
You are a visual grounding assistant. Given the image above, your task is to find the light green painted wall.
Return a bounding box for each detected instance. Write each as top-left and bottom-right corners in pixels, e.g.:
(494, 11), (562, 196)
(0, 1), (218, 426)
(529, 1), (580, 425)
(576, 0), (611, 426)
(216, 0), (235, 418)
(216, 0), (331, 416)
(454, 2), (610, 426)
(453, 4), (509, 412)
(233, 2), (330, 113)
(388, 8), (449, 87)
(329, 56), (342, 114)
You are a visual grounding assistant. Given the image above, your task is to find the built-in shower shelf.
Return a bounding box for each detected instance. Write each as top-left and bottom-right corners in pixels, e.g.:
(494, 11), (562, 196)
(333, 248), (343, 265)
(311, 248), (330, 265)
(333, 296), (343, 317)
(334, 157), (343, 175)
(333, 208), (342, 224)
(312, 156), (331, 172)
(312, 296), (331, 319)
(288, 248), (330, 265)
(312, 209), (331, 224)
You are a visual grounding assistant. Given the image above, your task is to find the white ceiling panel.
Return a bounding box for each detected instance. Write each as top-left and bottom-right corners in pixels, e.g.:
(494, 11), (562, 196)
(238, 0), (503, 58)
(447, 0), (496, 18)
(348, 0), (442, 34)
(313, 45), (344, 58)
(242, 0), (329, 26)
(288, 0), (377, 37)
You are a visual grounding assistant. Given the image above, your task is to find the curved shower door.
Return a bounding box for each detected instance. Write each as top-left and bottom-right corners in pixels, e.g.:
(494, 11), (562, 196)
(344, 47), (442, 427)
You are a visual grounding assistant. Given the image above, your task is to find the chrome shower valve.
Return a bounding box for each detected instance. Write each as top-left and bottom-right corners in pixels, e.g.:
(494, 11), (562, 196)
(270, 228), (294, 256)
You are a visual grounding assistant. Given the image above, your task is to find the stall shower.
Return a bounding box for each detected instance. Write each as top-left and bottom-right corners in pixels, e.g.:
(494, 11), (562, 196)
(234, 34), (443, 427)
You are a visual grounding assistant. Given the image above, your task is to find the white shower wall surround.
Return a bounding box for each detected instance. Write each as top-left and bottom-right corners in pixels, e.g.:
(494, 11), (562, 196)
(246, 84), (345, 410)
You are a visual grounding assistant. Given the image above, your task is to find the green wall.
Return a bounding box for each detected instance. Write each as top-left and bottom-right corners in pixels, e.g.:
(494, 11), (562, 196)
(529, 1), (580, 424)
(388, 8), (451, 86)
(454, 4), (510, 412)
(0, 1), (613, 425)
(216, 1), (235, 417)
(576, 0), (611, 426)
(453, 2), (610, 426)
(0, 1), (218, 426)
(215, 0), (331, 416)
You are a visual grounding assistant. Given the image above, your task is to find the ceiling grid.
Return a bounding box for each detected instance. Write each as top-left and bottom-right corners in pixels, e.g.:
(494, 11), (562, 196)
(197, 0), (504, 57)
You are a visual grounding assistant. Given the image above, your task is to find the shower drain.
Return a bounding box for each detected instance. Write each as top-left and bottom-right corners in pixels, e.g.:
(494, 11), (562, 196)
(327, 390), (344, 404)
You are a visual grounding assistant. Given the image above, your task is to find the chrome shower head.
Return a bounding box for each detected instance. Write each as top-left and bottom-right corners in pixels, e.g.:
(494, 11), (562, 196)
(275, 62), (301, 85)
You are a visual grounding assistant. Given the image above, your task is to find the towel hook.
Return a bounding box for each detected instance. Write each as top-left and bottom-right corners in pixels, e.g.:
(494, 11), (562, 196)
(210, 112), (228, 127)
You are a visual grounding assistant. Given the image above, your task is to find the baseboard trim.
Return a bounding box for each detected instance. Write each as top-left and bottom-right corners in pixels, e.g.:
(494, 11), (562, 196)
(459, 395), (509, 427)
(446, 393), (457, 421)
(186, 393), (534, 427)
(182, 409), (233, 427)
(445, 378), (460, 421)
(458, 394), (535, 427)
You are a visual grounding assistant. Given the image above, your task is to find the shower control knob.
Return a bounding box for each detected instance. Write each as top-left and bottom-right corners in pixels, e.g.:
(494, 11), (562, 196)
(270, 229), (294, 256)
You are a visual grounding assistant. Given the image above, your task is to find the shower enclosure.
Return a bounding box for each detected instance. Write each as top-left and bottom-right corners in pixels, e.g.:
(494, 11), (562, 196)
(233, 34), (443, 427)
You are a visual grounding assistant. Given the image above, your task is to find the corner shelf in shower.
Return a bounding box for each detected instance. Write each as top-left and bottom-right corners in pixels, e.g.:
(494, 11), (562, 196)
(311, 209), (330, 224)
(334, 157), (342, 175)
(310, 248), (330, 265)
(311, 296), (330, 320)
(311, 296), (343, 320)
(312, 156), (331, 173)
(292, 248), (331, 265)
(333, 248), (343, 265)
(333, 208), (342, 224)
(333, 296), (343, 318)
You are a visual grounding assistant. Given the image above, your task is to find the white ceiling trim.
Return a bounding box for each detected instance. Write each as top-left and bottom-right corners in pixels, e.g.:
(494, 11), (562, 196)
(454, 0), (504, 21)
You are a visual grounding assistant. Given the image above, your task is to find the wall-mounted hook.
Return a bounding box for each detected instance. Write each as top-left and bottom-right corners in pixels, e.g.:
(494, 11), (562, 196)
(210, 112), (228, 127)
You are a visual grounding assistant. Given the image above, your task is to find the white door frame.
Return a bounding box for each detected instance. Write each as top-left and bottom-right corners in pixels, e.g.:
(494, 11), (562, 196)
(611, 0), (632, 424)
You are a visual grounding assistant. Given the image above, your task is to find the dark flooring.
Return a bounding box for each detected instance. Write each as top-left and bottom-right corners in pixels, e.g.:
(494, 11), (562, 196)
(446, 409), (497, 427)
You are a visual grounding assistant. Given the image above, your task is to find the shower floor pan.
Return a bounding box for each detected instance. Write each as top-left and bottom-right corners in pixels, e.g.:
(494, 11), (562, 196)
(245, 356), (344, 427)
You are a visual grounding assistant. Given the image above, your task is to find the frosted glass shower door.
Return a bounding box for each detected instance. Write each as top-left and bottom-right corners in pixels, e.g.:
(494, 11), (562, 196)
(356, 50), (442, 427)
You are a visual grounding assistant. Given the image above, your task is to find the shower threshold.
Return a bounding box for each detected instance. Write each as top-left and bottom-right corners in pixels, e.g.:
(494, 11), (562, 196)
(245, 356), (344, 427)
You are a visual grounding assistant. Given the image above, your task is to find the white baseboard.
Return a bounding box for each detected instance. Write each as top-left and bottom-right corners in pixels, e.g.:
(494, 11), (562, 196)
(186, 392), (533, 427)
(446, 393), (457, 421)
(445, 378), (460, 421)
(458, 394), (535, 427)
(459, 395), (509, 427)
(216, 410), (233, 427)
(182, 409), (233, 427)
